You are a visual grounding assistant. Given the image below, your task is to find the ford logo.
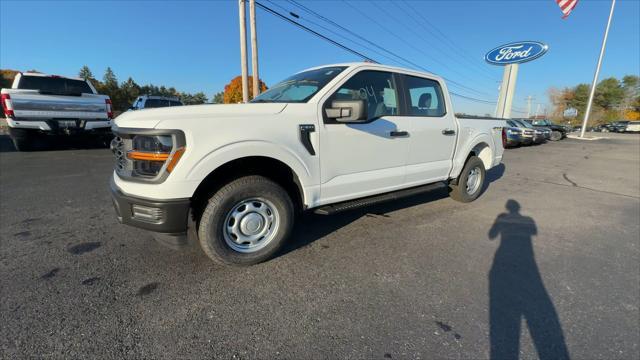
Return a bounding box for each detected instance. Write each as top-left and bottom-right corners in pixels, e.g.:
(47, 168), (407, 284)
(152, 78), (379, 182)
(485, 41), (549, 65)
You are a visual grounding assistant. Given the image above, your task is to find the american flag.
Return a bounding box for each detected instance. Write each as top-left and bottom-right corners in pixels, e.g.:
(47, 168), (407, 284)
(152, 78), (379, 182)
(556, 0), (579, 19)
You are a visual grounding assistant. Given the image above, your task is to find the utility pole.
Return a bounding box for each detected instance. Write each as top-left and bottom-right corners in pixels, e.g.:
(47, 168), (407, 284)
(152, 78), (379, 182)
(249, 0), (260, 99)
(534, 103), (542, 118)
(238, 0), (249, 103)
(580, 0), (616, 138)
(525, 96), (535, 118)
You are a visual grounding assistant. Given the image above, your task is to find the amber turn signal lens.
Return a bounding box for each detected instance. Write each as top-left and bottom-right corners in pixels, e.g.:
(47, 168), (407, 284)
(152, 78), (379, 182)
(126, 151), (170, 161)
(166, 147), (186, 173)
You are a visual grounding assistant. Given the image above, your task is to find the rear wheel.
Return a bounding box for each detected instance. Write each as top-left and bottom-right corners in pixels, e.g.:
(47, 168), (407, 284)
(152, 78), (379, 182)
(449, 156), (486, 203)
(198, 175), (294, 266)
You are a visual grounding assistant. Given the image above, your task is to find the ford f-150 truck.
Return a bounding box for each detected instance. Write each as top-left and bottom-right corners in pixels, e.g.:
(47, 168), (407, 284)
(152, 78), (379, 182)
(1, 72), (113, 150)
(110, 63), (506, 266)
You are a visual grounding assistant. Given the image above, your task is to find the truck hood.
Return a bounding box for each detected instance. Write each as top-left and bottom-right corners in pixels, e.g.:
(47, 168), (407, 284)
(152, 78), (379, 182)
(114, 103), (288, 129)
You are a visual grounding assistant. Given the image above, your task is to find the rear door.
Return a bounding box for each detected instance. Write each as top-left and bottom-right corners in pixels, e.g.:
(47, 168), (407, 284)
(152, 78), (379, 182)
(398, 74), (457, 186)
(318, 70), (412, 204)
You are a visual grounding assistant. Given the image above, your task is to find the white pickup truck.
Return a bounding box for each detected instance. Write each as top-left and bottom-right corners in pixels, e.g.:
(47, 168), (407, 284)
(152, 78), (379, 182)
(110, 63), (506, 266)
(1, 72), (113, 150)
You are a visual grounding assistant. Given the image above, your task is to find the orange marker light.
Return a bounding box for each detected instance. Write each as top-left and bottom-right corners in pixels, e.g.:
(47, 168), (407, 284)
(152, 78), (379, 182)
(127, 151), (170, 161)
(166, 147), (185, 173)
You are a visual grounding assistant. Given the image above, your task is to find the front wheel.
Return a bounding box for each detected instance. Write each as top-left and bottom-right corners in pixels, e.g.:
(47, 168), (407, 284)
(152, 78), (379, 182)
(550, 130), (563, 141)
(198, 175), (294, 266)
(449, 156), (486, 203)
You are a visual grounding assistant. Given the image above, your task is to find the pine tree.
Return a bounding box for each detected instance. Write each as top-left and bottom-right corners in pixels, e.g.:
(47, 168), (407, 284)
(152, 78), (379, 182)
(78, 65), (94, 80)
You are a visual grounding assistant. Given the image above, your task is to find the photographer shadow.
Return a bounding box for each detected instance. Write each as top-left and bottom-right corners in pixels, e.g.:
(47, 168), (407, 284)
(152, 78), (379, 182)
(488, 199), (569, 360)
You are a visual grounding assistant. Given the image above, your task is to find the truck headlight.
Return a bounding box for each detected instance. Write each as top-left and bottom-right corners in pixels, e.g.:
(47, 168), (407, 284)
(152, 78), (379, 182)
(127, 135), (185, 177)
(112, 129), (186, 182)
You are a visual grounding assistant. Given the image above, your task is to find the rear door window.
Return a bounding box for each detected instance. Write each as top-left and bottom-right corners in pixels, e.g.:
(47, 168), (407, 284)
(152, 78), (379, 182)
(402, 75), (446, 117)
(17, 76), (93, 95)
(143, 99), (167, 108)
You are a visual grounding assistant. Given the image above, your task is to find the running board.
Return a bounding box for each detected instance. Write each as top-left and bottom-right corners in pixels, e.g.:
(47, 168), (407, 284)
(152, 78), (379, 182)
(313, 182), (445, 215)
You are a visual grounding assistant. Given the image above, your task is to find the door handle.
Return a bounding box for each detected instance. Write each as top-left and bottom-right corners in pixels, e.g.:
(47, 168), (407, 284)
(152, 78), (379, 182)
(442, 129), (456, 135)
(390, 130), (409, 137)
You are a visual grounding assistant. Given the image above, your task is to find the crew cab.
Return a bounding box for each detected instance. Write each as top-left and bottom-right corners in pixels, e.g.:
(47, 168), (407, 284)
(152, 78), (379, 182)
(110, 63), (505, 266)
(1, 72), (113, 151)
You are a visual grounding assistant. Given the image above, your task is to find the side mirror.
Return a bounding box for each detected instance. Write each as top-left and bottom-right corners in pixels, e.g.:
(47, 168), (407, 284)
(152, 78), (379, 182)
(325, 100), (367, 123)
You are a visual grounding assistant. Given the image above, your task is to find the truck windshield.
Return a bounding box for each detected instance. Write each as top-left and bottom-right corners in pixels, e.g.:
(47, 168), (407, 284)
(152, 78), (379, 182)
(251, 66), (346, 103)
(17, 76), (93, 96)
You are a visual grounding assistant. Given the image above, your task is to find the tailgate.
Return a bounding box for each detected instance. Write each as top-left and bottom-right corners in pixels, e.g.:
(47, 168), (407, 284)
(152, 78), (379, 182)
(7, 90), (109, 120)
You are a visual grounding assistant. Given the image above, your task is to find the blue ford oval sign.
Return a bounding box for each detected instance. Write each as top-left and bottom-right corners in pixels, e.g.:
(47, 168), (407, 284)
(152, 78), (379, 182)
(485, 41), (549, 65)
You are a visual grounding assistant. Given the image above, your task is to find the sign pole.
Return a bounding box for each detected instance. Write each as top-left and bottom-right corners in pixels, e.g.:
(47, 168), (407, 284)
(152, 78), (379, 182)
(580, 0), (616, 138)
(496, 64), (519, 119)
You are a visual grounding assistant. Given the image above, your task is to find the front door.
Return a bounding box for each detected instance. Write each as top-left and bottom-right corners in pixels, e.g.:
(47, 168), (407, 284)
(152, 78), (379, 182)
(318, 70), (412, 205)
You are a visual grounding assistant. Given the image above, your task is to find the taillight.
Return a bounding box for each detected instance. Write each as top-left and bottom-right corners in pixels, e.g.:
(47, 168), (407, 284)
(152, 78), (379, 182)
(1, 93), (14, 118)
(105, 98), (113, 119)
(501, 127), (507, 148)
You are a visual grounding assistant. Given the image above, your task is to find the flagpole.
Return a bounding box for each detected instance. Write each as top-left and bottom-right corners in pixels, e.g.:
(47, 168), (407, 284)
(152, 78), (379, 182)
(580, 0), (616, 138)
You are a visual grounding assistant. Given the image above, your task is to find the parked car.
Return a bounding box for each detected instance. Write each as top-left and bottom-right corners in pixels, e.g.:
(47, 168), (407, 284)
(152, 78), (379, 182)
(129, 95), (183, 111)
(503, 124), (524, 148)
(1, 72), (112, 151)
(625, 121), (640, 132)
(594, 124), (612, 132)
(507, 119), (536, 145)
(516, 119), (546, 144)
(110, 62), (506, 266)
(610, 121), (630, 133)
(525, 119), (565, 141)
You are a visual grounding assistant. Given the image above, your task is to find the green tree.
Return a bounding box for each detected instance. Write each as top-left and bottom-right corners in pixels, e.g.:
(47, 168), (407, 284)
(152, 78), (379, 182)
(102, 67), (118, 91)
(78, 65), (94, 80)
(594, 77), (624, 110)
(212, 92), (224, 104)
(120, 77), (141, 109)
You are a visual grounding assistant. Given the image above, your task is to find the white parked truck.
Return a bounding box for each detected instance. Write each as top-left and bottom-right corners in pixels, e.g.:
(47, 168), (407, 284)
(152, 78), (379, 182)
(1, 72), (113, 150)
(110, 63), (506, 266)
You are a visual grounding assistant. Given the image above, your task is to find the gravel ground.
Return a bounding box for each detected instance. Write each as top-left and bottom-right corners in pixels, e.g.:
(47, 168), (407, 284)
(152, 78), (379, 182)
(1, 133), (638, 359)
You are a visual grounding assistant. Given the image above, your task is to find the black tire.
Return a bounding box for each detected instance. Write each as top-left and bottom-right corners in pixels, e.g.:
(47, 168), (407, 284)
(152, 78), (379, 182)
(449, 156), (486, 203)
(550, 130), (563, 141)
(198, 175), (294, 266)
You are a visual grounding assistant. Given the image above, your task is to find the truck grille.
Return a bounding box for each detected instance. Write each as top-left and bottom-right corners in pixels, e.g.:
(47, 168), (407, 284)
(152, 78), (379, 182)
(524, 130), (534, 136)
(110, 136), (128, 174)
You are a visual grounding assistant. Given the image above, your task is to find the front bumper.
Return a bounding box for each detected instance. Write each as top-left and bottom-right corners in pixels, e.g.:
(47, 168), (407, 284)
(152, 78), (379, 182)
(110, 178), (190, 234)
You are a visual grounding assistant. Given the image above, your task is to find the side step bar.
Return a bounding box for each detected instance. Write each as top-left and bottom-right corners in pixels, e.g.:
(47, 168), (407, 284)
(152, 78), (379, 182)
(313, 182), (446, 215)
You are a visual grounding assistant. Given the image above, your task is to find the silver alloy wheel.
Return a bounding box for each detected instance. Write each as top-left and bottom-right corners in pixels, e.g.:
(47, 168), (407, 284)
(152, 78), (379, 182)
(223, 198), (279, 253)
(466, 167), (482, 195)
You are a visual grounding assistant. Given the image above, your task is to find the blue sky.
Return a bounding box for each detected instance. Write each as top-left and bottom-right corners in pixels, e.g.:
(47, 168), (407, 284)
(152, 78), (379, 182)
(1, 0), (638, 115)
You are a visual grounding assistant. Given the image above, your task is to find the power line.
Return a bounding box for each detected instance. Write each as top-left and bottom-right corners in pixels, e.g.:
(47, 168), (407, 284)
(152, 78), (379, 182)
(450, 92), (496, 105)
(256, 1), (496, 105)
(263, 0), (401, 65)
(286, 0), (495, 100)
(341, 0), (492, 98)
(254, 1), (375, 62)
(395, 0), (499, 80)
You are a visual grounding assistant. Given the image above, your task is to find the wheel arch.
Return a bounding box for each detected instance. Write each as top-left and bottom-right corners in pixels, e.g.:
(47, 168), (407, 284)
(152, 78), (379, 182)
(451, 133), (495, 181)
(190, 155), (308, 224)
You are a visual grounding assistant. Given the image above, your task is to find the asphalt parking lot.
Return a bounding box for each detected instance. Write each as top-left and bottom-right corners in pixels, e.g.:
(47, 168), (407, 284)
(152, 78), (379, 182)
(1, 133), (638, 359)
